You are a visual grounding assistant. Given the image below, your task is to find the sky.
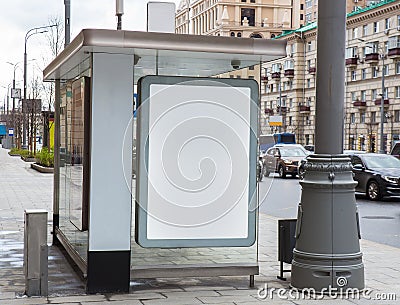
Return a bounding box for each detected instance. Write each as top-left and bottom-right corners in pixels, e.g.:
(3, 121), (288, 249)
(0, 0), (181, 108)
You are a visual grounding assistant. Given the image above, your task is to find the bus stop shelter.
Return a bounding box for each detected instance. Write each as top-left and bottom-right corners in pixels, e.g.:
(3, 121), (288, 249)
(43, 29), (286, 293)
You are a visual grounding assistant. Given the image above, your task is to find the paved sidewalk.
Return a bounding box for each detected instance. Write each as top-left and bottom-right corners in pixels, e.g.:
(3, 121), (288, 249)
(0, 145), (400, 304)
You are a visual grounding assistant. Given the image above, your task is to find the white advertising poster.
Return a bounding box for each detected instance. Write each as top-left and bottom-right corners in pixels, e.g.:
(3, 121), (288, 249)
(136, 76), (258, 248)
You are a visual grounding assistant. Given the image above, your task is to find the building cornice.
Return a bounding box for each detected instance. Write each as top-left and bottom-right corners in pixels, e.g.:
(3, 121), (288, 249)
(347, 3), (400, 26)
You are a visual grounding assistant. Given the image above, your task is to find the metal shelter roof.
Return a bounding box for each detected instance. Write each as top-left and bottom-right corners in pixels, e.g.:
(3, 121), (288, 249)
(43, 29), (287, 82)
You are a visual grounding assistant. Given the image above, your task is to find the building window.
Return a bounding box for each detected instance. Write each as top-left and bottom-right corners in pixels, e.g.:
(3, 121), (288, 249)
(371, 112), (376, 123)
(396, 86), (400, 98)
(363, 24), (368, 36)
(395, 110), (400, 122)
(383, 64), (389, 76)
(241, 8), (255, 26)
(307, 79), (311, 88)
(373, 21), (379, 33)
(237, 32), (242, 37)
(351, 92), (357, 101)
(384, 87), (388, 99)
(289, 116), (292, 126)
(372, 66), (378, 78)
(300, 14), (304, 21)
(305, 13), (312, 24)
(361, 90), (366, 101)
(360, 112), (366, 124)
(230, 32), (235, 37)
(289, 98), (293, 108)
(350, 113), (356, 124)
(248, 75), (255, 79)
(385, 18), (390, 30)
(353, 27), (358, 39)
(372, 89), (377, 100)
(351, 70), (357, 81)
(361, 68), (367, 80)
(250, 0), (255, 3)
(307, 41), (312, 52)
(249, 65), (254, 70)
(396, 62), (400, 74)
(300, 3), (304, 10)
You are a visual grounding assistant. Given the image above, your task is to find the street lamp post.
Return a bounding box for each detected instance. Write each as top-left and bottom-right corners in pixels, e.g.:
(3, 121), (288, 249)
(379, 52), (385, 154)
(64, 0), (71, 47)
(360, 40), (386, 153)
(23, 25), (57, 149)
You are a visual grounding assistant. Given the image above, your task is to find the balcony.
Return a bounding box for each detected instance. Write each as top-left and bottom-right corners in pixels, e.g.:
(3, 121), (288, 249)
(261, 76), (268, 82)
(365, 53), (379, 64)
(264, 108), (274, 115)
(276, 106), (287, 114)
(345, 57), (358, 67)
(284, 69), (294, 78)
(308, 67), (316, 75)
(299, 105), (310, 113)
(388, 47), (400, 59)
(374, 99), (389, 107)
(352, 100), (367, 109)
(271, 72), (281, 80)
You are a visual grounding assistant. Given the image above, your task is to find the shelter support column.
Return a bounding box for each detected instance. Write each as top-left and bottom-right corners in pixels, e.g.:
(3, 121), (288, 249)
(87, 53), (133, 293)
(53, 80), (60, 245)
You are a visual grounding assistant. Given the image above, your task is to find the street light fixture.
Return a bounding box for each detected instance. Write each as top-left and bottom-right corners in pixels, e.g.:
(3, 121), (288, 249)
(23, 24), (57, 149)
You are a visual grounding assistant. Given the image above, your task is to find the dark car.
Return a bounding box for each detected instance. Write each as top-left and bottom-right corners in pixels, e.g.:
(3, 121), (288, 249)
(351, 153), (400, 200)
(390, 142), (400, 159)
(263, 144), (308, 178)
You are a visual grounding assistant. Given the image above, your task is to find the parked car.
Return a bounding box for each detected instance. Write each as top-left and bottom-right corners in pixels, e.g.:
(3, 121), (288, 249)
(263, 144), (308, 178)
(303, 144), (314, 153)
(351, 153), (400, 200)
(390, 141), (400, 159)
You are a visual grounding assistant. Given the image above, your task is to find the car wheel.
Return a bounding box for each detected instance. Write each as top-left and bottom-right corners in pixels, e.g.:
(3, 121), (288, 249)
(278, 165), (286, 178)
(263, 166), (270, 177)
(367, 180), (381, 201)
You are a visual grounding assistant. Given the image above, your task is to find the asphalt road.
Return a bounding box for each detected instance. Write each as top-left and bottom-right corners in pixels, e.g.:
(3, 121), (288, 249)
(258, 174), (400, 248)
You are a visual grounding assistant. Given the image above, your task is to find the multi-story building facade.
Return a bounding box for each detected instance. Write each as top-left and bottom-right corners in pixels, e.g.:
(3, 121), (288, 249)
(262, 0), (400, 152)
(304, 0), (368, 24)
(175, 0), (306, 135)
(176, 0), (305, 37)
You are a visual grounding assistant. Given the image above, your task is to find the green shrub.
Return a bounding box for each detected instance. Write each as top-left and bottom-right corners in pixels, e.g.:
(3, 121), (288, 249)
(20, 150), (33, 158)
(36, 148), (54, 167)
(9, 148), (20, 155)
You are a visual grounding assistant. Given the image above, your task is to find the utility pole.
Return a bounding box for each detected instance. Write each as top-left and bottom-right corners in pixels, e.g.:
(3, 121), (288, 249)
(291, 0), (364, 292)
(116, 0), (124, 30)
(65, 0), (71, 47)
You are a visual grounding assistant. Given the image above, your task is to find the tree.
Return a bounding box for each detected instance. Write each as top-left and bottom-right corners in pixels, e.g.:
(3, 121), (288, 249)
(40, 16), (64, 148)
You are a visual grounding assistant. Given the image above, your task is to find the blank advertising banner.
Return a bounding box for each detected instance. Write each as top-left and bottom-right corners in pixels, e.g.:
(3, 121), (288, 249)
(136, 76), (258, 248)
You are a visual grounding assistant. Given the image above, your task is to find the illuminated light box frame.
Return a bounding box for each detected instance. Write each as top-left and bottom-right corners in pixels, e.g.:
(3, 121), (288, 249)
(135, 76), (258, 248)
